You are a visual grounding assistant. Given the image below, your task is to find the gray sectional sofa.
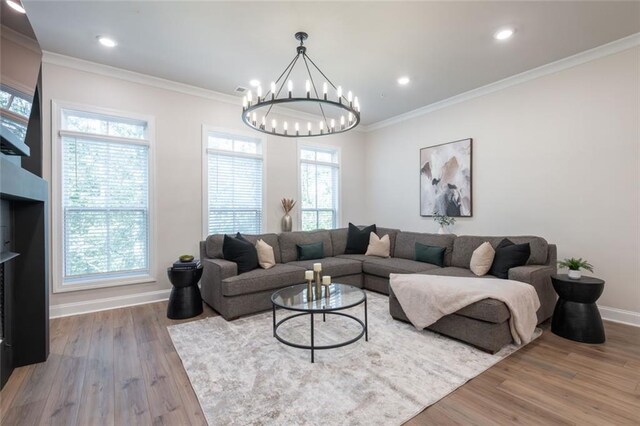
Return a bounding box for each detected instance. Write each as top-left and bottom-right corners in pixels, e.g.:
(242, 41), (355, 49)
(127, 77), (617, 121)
(199, 228), (557, 353)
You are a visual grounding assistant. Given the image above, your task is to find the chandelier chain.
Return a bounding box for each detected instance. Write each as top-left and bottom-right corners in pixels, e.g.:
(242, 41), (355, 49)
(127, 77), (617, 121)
(302, 54), (329, 129)
(264, 54), (300, 120)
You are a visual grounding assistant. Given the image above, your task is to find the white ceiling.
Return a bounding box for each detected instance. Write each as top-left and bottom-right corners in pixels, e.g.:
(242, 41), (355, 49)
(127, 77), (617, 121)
(23, 1), (640, 125)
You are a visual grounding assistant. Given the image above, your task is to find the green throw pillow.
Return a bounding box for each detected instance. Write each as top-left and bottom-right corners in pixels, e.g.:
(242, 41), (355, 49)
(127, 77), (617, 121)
(415, 242), (446, 267)
(297, 242), (324, 261)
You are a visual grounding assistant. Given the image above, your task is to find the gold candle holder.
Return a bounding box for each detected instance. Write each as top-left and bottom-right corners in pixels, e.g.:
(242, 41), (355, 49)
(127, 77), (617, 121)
(306, 279), (313, 302)
(314, 271), (322, 300)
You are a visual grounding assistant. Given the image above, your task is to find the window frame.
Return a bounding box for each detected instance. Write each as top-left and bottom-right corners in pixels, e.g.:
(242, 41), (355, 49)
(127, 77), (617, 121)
(51, 100), (157, 293)
(201, 125), (267, 239)
(297, 141), (342, 231)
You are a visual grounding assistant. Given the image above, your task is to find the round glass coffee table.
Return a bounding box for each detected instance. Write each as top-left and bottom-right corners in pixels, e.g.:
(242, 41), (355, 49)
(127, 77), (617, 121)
(271, 283), (368, 363)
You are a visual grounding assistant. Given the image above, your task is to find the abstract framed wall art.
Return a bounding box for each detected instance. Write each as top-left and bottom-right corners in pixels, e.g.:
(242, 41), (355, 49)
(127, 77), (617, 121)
(420, 138), (472, 217)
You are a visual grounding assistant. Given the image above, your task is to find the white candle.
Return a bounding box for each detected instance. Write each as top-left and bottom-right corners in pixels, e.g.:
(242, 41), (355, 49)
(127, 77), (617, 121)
(295, 122), (300, 133)
(247, 90), (253, 103)
(313, 263), (322, 272)
(322, 276), (331, 285)
(271, 119), (277, 131)
(337, 86), (342, 99)
(242, 96), (248, 108)
(287, 80), (293, 96)
(257, 86), (262, 99)
(284, 121), (288, 132)
(305, 79), (311, 96)
(323, 82), (328, 97)
(305, 270), (314, 280)
(270, 81), (276, 95)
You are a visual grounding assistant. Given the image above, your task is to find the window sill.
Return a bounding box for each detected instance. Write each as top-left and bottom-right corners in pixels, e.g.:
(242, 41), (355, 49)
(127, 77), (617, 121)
(54, 274), (157, 294)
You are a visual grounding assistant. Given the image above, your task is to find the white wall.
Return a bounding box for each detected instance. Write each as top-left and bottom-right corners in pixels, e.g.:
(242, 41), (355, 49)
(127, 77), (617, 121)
(365, 47), (639, 315)
(41, 56), (368, 311)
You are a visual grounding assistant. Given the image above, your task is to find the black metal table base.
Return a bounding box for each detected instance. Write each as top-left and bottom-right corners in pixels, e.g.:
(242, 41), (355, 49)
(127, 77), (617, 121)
(272, 299), (368, 363)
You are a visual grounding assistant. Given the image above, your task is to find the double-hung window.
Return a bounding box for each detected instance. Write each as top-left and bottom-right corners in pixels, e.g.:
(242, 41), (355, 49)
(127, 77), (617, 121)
(0, 85), (32, 141)
(54, 104), (153, 291)
(299, 145), (340, 230)
(204, 129), (264, 236)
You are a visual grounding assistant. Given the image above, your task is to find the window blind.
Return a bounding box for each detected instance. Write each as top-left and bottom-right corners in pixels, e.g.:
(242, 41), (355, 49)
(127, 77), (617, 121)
(62, 136), (149, 280)
(206, 136), (263, 235)
(300, 147), (339, 230)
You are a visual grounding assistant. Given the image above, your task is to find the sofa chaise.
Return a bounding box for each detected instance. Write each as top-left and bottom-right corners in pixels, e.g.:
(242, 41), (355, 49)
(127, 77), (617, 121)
(199, 228), (557, 353)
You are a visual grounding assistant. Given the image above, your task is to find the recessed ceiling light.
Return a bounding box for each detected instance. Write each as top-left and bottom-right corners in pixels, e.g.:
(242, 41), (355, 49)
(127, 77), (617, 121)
(249, 79), (261, 87)
(6, 0), (26, 13)
(494, 28), (515, 41)
(397, 76), (410, 86)
(97, 36), (117, 48)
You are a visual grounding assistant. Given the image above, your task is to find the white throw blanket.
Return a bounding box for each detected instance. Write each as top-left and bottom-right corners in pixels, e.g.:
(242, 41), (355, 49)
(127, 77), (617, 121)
(389, 274), (541, 345)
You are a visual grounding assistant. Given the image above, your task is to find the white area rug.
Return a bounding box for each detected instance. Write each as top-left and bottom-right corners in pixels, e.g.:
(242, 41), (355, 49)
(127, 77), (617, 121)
(168, 292), (540, 425)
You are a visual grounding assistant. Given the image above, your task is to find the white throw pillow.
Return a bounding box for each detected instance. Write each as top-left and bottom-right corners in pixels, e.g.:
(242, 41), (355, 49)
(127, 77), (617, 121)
(365, 232), (390, 258)
(470, 242), (496, 276)
(256, 239), (276, 269)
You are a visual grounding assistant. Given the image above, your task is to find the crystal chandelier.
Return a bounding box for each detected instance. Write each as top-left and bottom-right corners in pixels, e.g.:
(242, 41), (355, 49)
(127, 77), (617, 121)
(242, 32), (360, 137)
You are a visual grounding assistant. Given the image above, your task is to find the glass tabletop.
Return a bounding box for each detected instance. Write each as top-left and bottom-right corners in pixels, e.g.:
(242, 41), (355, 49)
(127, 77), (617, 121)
(271, 283), (366, 312)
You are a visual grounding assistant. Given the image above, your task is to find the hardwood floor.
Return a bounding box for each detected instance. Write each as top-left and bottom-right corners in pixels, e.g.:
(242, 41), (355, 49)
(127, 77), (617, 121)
(1, 301), (639, 425)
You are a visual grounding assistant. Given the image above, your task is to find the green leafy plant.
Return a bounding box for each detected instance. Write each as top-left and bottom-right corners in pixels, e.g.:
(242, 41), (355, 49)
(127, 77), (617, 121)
(557, 257), (593, 272)
(433, 212), (456, 227)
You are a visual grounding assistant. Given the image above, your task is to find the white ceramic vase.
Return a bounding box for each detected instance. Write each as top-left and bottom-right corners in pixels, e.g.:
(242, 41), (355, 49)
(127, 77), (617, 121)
(568, 269), (582, 280)
(437, 224), (448, 235)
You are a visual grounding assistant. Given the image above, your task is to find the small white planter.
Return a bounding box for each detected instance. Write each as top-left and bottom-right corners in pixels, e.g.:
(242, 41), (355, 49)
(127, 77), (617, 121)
(437, 225), (448, 235)
(568, 269), (582, 280)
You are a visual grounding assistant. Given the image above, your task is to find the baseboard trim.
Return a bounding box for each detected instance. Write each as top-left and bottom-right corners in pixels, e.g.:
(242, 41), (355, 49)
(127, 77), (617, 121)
(50, 289), (171, 318)
(599, 305), (640, 327)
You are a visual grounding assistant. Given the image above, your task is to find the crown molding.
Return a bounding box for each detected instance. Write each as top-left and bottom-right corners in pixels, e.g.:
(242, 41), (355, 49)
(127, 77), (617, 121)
(363, 32), (640, 132)
(1, 25), (41, 54)
(41, 51), (358, 129)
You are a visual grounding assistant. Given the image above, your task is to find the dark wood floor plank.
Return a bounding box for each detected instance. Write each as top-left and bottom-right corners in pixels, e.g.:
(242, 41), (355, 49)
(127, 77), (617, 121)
(76, 310), (115, 426)
(0, 363), (32, 423)
(40, 313), (95, 425)
(113, 307), (153, 426)
(1, 315), (76, 426)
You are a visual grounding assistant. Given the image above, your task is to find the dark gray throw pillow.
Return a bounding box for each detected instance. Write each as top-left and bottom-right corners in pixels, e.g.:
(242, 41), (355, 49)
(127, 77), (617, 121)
(223, 234), (259, 274)
(489, 238), (531, 279)
(297, 242), (324, 261)
(415, 242), (446, 267)
(345, 223), (377, 254)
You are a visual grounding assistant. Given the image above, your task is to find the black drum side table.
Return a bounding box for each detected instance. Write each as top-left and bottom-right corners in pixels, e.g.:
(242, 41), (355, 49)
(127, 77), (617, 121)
(551, 274), (605, 343)
(167, 267), (204, 319)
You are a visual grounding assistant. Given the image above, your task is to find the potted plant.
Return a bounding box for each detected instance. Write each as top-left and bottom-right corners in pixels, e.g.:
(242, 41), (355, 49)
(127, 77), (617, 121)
(432, 212), (456, 234)
(557, 257), (594, 280)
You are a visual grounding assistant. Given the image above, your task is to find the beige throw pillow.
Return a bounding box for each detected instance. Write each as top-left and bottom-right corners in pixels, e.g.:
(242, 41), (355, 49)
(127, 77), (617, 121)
(365, 232), (390, 258)
(470, 242), (496, 276)
(256, 239), (276, 269)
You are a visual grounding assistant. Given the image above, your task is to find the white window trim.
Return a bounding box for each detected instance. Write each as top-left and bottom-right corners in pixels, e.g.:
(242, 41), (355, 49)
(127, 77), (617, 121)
(296, 140), (342, 231)
(51, 100), (157, 293)
(201, 125), (267, 239)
